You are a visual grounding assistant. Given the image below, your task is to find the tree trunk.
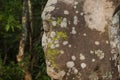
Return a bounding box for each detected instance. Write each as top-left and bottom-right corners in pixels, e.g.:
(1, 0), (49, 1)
(28, 0), (33, 53)
(17, 0), (32, 80)
(27, 0), (34, 70)
(42, 0), (120, 80)
(17, 0), (27, 62)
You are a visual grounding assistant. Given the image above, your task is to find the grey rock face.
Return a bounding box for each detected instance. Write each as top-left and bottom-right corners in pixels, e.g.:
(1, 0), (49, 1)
(42, 0), (120, 80)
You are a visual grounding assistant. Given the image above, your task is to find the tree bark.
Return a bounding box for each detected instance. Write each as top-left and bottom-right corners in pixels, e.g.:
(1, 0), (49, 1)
(17, 0), (32, 80)
(17, 0), (27, 62)
(27, 0), (34, 70)
(28, 0), (33, 53)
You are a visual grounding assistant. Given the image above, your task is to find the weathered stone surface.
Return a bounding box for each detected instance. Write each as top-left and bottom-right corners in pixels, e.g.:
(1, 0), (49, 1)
(42, 0), (120, 80)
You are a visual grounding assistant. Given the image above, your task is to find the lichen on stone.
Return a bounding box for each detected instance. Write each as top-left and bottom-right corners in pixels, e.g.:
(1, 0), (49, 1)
(60, 18), (67, 28)
(95, 41), (100, 45)
(95, 49), (104, 59)
(46, 31), (67, 67)
(71, 27), (77, 34)
(81, 63), (87, 69)
(71, 55), (76, 61)
(66, 61), (75, 68)
(44, 17), (68, 68)
(64, 10), (69, 15)
(80, 53), (85, 60)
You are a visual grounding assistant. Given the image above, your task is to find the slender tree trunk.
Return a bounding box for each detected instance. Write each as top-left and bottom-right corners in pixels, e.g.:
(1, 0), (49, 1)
(17, 0), (27, 62)
(28, 0), (33, 53)
(27, 0), (33, 69)
(24, 0), (33, 80)
(17, 0), (32, 80)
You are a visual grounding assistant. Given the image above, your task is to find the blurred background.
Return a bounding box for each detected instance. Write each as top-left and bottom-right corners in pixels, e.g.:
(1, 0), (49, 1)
(0, 0), (50, 80)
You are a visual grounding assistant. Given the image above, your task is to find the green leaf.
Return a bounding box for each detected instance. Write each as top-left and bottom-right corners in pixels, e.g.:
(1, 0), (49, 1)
(43, 75), (50, 80)
(0, 15), (3, 21)
(8, 15), (14, 23)
(5, 24), (10, 31)
(16, 24), (22, 30)
(11, 26), (14, 32)
(0, 78), (3, 80)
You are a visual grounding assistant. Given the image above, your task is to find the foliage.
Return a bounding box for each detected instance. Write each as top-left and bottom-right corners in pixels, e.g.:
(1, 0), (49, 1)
(0, 0), (50, 80)
(0, 0), (22, 32)
(0, 62), (24, 80)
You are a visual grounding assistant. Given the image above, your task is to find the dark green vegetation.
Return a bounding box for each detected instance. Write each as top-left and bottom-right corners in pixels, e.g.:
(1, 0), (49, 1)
(0, 0), (50, 80)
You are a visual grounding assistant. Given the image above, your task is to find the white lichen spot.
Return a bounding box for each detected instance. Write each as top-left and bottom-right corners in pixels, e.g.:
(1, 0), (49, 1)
(50, 31), (56, 38)
(54, 40), (59, 44)
(90, 50), (94, 54)
(95, 41), (100, 45)
(55, 44), (60, 47)
(63, 41), (68, 45)
(95, 50), (104, 59)
(73, 16), (78, 25)
(59, 70), (66, 77)
(80, 53), (85, 60)
(74, 68), (78, 74)
(92, 59), (95, 62)
(106, 40), (109, 44)
(52, 21), (57, 26)
(74, 5), (77, 9)
(76, 11), (79, 14)
(66, 61), (75, 68)
(42, 32), (47, 47)
(71, 27), (77, 34)
(83, 0), (114, 33)
(60, 50), (64, 54)
(71, 56), (76, 61)
(83, 33), (87, 36)
(64, 10), (69, 15)
(74, 1), (78, 5)
(50, 44), (55, 49)
(68, 44), (72, 48)
(81, 63), (87, 69)
(47, 61), (51, 65)
(67, 72), (70, 76)
(60, 18), (67, 28)
(80, 12), (84, 16)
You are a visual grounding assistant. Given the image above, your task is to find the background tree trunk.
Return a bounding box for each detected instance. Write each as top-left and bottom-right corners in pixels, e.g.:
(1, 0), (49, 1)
(17, 0), (32, 80)
(17, 0), (27, 62)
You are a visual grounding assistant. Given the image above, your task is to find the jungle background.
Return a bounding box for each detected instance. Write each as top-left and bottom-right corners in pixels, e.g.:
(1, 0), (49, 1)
(0, 0), (50, 80)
